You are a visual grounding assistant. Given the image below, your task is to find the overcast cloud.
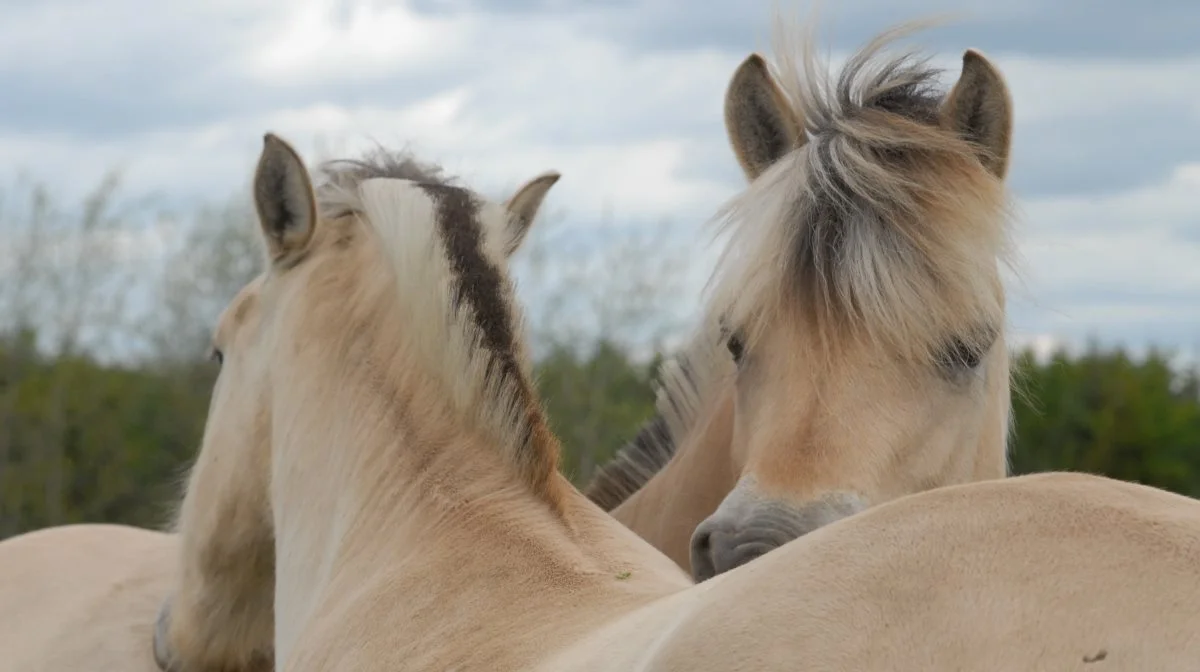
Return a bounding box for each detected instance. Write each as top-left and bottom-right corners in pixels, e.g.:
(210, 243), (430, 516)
(1, 0), (1197, 360)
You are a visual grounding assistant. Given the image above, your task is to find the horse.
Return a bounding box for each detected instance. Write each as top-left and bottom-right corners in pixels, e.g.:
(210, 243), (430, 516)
(586, 20), (1017, 581)
(150, 127), (1200, 670)
(0, 523), (176, 672)
(0, 148), (558, 672)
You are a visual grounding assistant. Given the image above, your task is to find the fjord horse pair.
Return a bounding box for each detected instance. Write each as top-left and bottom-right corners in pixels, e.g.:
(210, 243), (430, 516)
(3, 19), (1200, 672)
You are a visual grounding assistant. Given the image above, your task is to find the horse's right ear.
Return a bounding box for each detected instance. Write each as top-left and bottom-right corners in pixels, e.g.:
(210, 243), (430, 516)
(724, 54), (806, 181)
(502, 171), (560, 257)
(253, 133), (317, 263)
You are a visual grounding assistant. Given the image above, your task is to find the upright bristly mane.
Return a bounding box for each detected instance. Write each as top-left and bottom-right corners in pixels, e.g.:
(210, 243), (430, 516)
(709, 19), (1015, 364)
(585, 319), (733, 510)
(315, 149), (565, 512)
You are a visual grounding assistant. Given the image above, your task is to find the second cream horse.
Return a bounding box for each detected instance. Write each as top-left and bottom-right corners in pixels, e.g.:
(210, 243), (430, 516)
(587, 21), (1015, 581)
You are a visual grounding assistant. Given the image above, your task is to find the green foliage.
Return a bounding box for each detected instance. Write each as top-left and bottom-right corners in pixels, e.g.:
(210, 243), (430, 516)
(3, 330), (1199, 540)
(1009, 345), (1200, 496)
(534, 340), (661, 484)
(0, 332), (216, 537)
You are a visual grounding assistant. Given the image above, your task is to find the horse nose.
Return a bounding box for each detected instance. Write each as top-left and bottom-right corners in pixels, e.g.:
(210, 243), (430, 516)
(690, 518), (769, 582)
(690, 517), (788, 582)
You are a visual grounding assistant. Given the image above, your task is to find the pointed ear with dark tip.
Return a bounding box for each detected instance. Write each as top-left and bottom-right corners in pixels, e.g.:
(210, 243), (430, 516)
(724, 53), (806, 181)
(253, 133), (318, 263)
(940, 49), (1014, 180)
(502, 171), (560, 257)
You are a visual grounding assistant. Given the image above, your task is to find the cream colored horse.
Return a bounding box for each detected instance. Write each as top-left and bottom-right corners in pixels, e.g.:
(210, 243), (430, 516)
(587, 21), (1017, 580)
(151, 129), (1200, 669)
(0, 152), (556, 672)
(0, 524), (175, 672)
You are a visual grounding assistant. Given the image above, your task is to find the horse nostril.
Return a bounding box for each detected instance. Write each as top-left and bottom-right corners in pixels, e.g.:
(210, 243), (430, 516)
(691, 518), (793, 581)
(689, 520), (722, 583)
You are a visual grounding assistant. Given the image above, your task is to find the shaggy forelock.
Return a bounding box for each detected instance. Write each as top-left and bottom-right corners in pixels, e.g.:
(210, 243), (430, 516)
(708, 18), (1015, 365)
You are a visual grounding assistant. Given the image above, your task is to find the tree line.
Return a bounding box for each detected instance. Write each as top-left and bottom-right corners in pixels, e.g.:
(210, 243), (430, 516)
(1, 175), (1197, 538)
(3, 330), (1199, 538)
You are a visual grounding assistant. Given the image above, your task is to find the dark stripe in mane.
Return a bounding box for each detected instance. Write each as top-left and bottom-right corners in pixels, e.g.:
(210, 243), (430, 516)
(316, 147), (456, 219)
(584, 414), (674, 511)
(420, 183), (539, 457)
(311, 147), (566, 510)
(423, 184), (520, 382)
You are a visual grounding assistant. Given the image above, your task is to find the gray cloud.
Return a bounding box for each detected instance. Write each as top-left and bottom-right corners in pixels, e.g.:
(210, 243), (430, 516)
(0, 0), (1196, 356)
(1009, 111), (1200, 198)
(420, 0), (1200, 60)
(0, 59), (477, 143)
(1178, 225), (1200, 245)
(0, 0), (491, 140)
(661, 100), (1200, 206)
(1011, 295), (1200, 352)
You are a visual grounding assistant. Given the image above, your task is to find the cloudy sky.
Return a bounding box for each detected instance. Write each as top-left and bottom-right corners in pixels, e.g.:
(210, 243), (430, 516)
(1, 0), (1198, 361)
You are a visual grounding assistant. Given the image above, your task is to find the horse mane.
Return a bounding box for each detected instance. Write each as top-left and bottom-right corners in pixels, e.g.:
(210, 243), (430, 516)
(585, 319), (732, 511)
(315, 148), (566, 512)
(584, 415), (672, 511)
(315, 147), (458, 216)
(587, 18), (1017, 507)
(709, 19), (1015, 364)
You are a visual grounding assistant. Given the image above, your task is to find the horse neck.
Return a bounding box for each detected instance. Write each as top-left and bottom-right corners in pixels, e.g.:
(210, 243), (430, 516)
(269, 350), (688, 667)
(610, 385), (738, 570)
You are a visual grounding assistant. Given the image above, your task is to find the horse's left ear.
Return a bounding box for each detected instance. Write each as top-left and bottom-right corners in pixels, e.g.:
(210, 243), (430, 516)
(501, 171), (560, 257)
(940, 49), (1013, 180)
(253, 133), (318, 263)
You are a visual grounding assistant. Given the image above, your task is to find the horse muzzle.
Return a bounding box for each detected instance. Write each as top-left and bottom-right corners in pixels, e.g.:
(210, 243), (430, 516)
(689, 486), (869, 582)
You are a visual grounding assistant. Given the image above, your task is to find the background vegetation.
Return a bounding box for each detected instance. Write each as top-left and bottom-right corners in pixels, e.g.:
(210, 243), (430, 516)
(2, 174), (1198, 538)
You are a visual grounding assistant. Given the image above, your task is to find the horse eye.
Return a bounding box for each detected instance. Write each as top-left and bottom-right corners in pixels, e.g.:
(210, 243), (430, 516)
(726, 333), (745, 363)
(937, 337), (984, 371)
(210, 348), (225, 366)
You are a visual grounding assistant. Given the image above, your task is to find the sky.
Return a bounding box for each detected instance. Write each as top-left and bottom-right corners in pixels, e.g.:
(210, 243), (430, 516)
(1, 0), (1198, 363)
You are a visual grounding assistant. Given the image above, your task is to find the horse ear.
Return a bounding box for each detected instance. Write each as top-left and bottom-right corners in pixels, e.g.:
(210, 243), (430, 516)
(940, 49), (1013, 179)
(253, 133), (317, 263)
(724, 54), (806, 181)
(502, 171), (560, 257)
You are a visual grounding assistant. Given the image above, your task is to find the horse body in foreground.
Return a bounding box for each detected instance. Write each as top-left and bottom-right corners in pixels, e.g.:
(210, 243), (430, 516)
(154, 95), (1200, 672)
(0, 524), (173, 672)
(587, 20), (1016, 580)
(551, 472), (1200, 671)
